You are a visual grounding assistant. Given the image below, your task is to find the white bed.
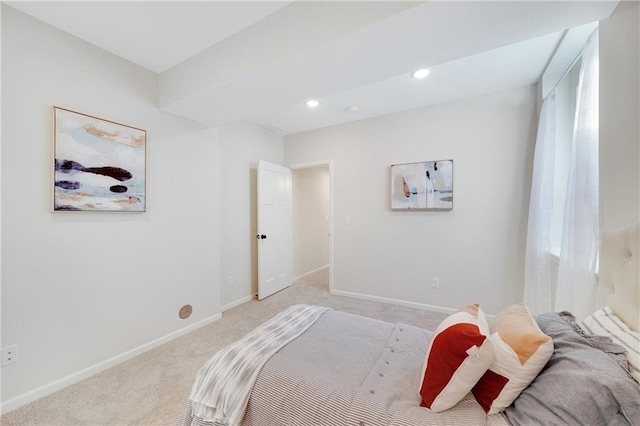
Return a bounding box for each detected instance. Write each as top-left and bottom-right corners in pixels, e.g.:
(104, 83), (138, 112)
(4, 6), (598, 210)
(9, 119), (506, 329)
(178, 223), (640, 426)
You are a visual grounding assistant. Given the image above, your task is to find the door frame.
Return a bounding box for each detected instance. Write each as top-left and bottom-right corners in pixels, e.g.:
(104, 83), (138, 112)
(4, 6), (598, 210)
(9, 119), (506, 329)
(289, 160), (334, 294)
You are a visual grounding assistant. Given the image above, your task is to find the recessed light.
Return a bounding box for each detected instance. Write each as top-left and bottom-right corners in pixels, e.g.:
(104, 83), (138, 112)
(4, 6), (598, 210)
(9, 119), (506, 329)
(306, 99), (320, 108)
(412, 68), (431, 79)
(344, 106), (359, 113)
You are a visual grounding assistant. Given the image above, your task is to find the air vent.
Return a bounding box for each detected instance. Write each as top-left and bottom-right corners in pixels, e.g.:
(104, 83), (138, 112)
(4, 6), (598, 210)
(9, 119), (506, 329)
(261, 121), (287, 134)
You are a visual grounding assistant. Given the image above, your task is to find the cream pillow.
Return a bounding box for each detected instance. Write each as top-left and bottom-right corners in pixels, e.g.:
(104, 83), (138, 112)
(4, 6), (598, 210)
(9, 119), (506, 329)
(472, 303), (553, 414)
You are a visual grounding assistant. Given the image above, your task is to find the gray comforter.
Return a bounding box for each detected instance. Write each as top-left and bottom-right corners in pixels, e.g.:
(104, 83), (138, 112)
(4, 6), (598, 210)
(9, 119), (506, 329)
(503, 312), (640, 426)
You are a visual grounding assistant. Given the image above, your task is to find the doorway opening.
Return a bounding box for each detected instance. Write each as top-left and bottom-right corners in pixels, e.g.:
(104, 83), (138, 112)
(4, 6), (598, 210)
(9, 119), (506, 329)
(290, 160), (333, 294)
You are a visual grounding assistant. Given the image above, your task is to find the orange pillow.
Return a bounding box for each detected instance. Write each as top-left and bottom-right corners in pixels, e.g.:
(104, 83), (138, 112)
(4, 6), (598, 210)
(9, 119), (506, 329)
(420, 303), (493, 412)
(472, 303), (553, 414)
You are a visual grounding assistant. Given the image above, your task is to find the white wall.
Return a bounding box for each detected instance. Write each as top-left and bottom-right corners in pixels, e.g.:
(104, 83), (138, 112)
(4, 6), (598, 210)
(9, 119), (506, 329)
(599, 1), (640, 230)
(285, 86), (537, 315)
(1, 5), (220, 408)
(292, 167), (330, 277)
(219, 122), (283, 310)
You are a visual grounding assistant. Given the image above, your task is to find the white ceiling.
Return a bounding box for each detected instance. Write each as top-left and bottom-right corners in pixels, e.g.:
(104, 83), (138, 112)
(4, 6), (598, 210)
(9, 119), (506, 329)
(6, 1), (619, 135)
(6, 1), (293, 73)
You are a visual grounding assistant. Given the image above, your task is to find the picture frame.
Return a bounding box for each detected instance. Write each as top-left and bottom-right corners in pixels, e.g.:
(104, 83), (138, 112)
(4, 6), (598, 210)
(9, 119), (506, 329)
(390, 159), (453, 210)
(53, 106), (147, 212)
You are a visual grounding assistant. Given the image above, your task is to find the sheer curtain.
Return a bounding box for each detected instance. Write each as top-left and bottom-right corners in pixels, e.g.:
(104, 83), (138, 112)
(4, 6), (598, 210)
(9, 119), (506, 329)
(555, 29), (600, 320)
(523, 91), (557, 314)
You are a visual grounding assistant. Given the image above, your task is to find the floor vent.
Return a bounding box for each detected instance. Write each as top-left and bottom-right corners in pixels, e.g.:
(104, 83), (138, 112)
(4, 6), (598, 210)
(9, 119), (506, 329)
(179, 304), (193, 319)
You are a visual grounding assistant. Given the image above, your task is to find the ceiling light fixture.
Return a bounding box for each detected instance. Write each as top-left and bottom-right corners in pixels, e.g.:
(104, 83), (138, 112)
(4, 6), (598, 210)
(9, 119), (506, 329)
(306, 99), (320, 108)
(344, 106), (359, 113)
(412, 68), (431, 79)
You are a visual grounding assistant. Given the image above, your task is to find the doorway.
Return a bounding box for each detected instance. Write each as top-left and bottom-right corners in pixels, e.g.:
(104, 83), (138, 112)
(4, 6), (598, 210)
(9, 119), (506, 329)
(290, 161), (333, 293)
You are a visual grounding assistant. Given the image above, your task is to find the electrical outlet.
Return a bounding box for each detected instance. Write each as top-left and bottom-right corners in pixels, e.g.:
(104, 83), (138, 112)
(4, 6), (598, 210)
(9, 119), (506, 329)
(432, 277), (440, 289)
(228, 275), (234, 286)
(1, 345), (19, 366)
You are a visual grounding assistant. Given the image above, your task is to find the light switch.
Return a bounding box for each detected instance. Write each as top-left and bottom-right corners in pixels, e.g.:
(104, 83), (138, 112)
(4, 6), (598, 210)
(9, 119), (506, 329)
(344, 216), (351, 225)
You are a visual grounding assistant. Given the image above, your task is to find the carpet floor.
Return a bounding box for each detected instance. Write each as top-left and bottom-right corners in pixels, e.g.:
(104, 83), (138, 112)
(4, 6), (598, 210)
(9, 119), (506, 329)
(1, 268), (447, 425)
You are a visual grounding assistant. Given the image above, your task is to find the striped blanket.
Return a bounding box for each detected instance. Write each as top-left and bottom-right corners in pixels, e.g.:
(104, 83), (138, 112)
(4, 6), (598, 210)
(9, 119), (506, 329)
(581, 306), (640, 382)
(187, 304), (329, 426)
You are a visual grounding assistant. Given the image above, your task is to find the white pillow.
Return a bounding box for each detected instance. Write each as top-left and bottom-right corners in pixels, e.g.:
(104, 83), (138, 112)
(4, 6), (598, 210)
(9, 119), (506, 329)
(581, 306), (640, 383)
(419, 303), (493, 412)
(472, 303), (553, 414)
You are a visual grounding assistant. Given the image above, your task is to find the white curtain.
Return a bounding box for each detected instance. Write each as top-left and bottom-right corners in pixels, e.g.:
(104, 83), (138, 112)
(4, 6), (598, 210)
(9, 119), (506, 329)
(555, 29), (600, 320)
(524, 91), (557, 314)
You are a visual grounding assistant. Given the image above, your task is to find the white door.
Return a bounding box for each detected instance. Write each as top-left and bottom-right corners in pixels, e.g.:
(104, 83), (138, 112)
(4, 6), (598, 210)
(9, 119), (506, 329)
(257, 160), (292, 300)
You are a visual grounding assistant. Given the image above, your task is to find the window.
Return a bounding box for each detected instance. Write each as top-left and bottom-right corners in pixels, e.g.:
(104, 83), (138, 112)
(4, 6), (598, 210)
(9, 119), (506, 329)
(524, 25), (600, 316)
(550, 58), (582, 256)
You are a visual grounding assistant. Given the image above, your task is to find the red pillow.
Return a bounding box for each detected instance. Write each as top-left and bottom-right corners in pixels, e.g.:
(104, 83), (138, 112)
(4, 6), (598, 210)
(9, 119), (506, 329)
(420, 303), (493, 412)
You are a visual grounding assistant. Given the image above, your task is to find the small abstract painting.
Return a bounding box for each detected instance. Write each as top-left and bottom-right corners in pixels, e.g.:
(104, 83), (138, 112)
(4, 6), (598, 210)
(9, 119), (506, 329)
(390, 159), (453, 210)
(53, 107), (146, 212)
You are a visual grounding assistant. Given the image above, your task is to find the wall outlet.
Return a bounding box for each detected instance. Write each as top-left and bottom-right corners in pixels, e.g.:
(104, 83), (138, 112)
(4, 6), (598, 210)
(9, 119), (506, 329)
(228, 275), (234, 286)
(432, 277), (440, 289)
(1, 345), (19, 366)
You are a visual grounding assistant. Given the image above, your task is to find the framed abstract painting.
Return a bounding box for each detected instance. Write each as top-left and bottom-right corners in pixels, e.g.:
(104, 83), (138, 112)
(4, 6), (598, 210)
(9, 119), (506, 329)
(53, 107), (146, 212)
(390, 159), (453, 210)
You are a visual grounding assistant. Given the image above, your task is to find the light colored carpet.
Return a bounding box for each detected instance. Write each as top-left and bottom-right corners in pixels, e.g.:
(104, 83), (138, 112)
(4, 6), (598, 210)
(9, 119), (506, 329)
(1, 268), (447, 425)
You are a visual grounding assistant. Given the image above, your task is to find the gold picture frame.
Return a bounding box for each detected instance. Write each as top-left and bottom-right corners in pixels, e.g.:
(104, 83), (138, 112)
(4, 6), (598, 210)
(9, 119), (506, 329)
(53, 106), (147, 212)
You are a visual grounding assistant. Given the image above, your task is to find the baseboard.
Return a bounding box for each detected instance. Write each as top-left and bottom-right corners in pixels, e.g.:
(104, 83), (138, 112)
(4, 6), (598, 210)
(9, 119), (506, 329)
(292, 264), (329, 281)
(0, 313), (222, 415)
(221, 294), (254, 312)
(331, 289), (457, 315)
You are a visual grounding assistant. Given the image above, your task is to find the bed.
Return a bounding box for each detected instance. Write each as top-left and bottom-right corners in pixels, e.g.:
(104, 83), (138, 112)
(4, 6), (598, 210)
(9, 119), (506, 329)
(178, 223), (640, 426)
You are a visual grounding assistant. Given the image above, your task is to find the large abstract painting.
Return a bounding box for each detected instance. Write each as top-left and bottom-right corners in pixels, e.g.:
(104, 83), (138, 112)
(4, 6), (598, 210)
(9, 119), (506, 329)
(390, 159), (453, 210)
(53, 107), (146, 212)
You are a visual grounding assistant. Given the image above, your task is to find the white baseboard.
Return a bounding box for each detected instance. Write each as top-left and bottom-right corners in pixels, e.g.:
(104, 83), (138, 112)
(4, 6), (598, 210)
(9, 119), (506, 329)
(292, 264), (329, 281)
(0, 313), (222, 415)
(331, 289), (457, 315)
(221, 294), (254, 312)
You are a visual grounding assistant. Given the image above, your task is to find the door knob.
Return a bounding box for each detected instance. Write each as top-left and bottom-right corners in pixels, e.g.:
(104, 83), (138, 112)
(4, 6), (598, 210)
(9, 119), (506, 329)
(256, 234), (267, 239)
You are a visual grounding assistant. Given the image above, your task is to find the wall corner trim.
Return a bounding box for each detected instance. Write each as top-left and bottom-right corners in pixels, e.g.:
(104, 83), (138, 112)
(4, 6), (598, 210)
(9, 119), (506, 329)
(331, 289), (458, 315)
(292, 265), (329, 282)
(221, 295), (255, 312)
(0, 313), (222, 415)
